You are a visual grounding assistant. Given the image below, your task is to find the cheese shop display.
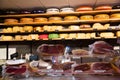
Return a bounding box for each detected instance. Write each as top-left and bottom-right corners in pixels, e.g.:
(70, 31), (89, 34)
(1, 1), (120, 79)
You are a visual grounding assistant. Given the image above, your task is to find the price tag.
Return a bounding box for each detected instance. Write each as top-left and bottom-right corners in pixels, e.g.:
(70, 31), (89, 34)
(93, 28), (97, 31)
(75, 70), (83, 73)
(117, 38), (120, 44)
(44, 30), (48, 32)
(93, 70), (106, 73)
(54, 70), (63, 73)
(72, 56), (81, 59)
(55, 30), (59, 32)
(72, 38), (76, 40)
(107, 28), (112, 30)
(114, 46), (120, 50)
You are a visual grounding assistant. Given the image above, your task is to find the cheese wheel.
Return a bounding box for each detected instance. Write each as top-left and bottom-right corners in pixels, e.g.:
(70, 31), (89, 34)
(90, 33), (96, 38)
(100, 32), (114, 38)
(92, 23), (104, 29)
(30, 34), (39, 40)
(51, 26), (63, 31)
(3, 27), (13, 33)
(34, 17), (48, 22)
(46, 8), (59, 13)
(34, 26), (43, 32)
(1, 35), (13, 40)
(20, 18), (33, 23)
(13, 26), (21, 32)
(85, 33), (91, 38)
(95, 5), (112, 10)
(64, 16), (79, 21)
(54, 26), (63, 31)
(110, 13), (120, 19)
(76, 6), (93, 11)
(48, 34), (59, 39)
(80, 15), (93, 20)
(15, 35), (22, 40)
(69, 33), (77, 38)
(22, 35), (32, 40)
(80, 24), (91, 28)
(94, 14), (109, 20)
(23, 26), (33, 32)
(77, 33), (86, 38)
(69, 25), (80, 30)
(2, 29), (7, 33)
(116, 31), (120, 37)
(59, 34), (69, 38)
(43, 25), (51, 31)
(39, 34), (48, 39)
(4, 19), (18, 24)
(60, 7), (74, 12)
(49, 16), (62, 22)
(19, 27), (24, 32)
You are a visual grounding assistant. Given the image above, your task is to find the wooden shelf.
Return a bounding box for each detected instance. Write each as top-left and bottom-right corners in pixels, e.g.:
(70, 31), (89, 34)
(0, 9), (120, 18)
(0, 19), (120, 26)
(0, 27), (120, 35)
(0, 37), (117, 42)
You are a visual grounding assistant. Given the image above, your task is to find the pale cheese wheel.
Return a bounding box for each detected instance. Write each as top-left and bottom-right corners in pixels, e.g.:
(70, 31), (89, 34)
(1, 35), (13, 40)
(69, 33), (77, 38)
(100, 32), (114, 38)
(23, 26), (33, 32)
(77, 33), (86, 38)
(59, 34), (69, 38)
